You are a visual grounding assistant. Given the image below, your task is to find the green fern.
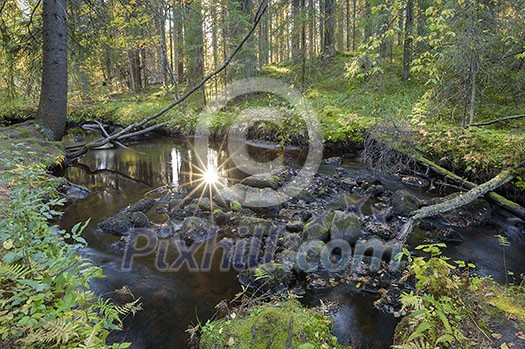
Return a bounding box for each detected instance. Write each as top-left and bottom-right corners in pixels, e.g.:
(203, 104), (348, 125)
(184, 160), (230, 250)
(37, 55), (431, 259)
(115, 298), (143, 317)
(392, 338), (435, 349)
(75, 328), (97, 349)
(0, 262), (30, 280)
(19, 318), (80, 345)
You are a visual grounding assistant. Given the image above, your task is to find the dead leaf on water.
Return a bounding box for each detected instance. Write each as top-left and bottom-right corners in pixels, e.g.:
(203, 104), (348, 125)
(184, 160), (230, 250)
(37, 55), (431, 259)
(516, 331), (525, 340)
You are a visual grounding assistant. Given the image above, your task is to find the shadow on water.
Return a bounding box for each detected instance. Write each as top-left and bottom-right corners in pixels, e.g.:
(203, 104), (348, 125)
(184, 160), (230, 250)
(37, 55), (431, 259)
(59, 136), (525, 348)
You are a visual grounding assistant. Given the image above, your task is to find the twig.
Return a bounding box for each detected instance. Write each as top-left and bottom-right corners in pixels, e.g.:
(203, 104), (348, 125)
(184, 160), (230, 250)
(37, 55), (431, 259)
(469, 114), (525, 127)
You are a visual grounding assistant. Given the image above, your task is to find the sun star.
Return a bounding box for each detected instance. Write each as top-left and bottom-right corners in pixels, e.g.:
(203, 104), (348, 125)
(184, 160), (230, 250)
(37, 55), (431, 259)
(202, 165), (219, 185)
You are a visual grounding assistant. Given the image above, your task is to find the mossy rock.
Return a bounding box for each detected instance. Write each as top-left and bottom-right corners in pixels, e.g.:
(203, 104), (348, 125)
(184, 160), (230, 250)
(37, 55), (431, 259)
(303, 213), (334, 241)
(199, 300), (350, 349)
(237, 263), (295, 295)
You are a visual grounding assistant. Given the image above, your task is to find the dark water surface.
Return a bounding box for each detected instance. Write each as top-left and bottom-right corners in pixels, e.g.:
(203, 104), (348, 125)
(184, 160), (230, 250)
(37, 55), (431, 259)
(59, 136), (525, 349)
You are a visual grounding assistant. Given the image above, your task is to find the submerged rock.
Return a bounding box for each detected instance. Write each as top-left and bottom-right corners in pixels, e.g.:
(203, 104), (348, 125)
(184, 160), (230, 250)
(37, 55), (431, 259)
(59, 180), (90, 201)
(435, 228), (463, 243)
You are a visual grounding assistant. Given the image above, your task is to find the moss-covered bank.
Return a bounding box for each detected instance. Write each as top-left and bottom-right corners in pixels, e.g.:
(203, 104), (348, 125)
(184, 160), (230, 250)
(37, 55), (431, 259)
(198, 299), (350, 349)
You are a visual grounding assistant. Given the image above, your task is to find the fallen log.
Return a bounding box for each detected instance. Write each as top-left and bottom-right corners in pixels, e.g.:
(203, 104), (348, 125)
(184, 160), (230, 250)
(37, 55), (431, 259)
(413, 153), (525, 220)
(397, 163), (525, 242)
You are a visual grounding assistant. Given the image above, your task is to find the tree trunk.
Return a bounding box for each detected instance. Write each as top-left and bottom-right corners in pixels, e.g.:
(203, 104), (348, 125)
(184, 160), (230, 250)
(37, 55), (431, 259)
(291, 0), (301, 63)
(364, 0), (372, 42)
(402, 0), (413, 80)
(258, 2), (269, 68)
(37, 0), (67, 141)
(468, 58), (478, 125)
(322, 0), (335, 57)
(352, 0), (357, 51)
(185, 0), (205, 103)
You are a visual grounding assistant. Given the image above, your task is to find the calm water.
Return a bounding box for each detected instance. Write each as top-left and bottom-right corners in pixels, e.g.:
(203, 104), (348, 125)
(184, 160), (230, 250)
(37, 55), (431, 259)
(59, 136), (525, 349)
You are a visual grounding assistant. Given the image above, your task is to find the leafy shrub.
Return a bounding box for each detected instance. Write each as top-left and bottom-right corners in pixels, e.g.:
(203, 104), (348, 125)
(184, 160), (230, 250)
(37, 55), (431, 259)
(0, 153), (137, 348)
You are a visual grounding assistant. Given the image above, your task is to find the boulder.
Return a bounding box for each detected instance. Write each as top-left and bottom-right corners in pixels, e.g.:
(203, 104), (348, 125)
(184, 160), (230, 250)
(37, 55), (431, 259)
(98, 213), (133, 235)
(296, 240), (326, 272)
(213, 209), (229, 225)
(240, 174), (281, 190)
(197, 197), (212, 212)
(330, 210), (363, 245)
(127, 198), (155, 213)
(243, 187), (287, 214)
(285, 221), (304, 233)
(238, 263), (295, 295)
(129, 211), (150, 228)
(302, 213), (334, 241)
(391, 190), (422, 217)
(156, 224), (176, 239)
(179, 217), (218, 243)
(235, 216), (275, 237)
(280, 233), (302, 250)
(217, 184), (246, 205)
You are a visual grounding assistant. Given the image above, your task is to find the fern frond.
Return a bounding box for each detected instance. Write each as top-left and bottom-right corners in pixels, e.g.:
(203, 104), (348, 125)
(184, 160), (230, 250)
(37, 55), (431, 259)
(115, 298), (142, 317)
(75, 328), (97, 349)
(392, 338), (434, 349)
(19, 318), (80, 345)
(0, 263), (30, 280)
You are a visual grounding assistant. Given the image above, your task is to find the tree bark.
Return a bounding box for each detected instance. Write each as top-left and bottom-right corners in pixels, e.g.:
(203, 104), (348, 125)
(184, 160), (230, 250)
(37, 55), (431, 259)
(322, 0), (335, 57)
(402, 0), (413, 80)
(413, 153), (525, 220)
(37, 0), (67, 141)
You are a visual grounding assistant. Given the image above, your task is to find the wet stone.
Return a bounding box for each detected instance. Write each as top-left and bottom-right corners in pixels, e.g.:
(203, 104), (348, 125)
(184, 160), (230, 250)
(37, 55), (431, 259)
(126, 198), (155, 213)
(330, 210), (363, 245)
(285, 221), (304, 233)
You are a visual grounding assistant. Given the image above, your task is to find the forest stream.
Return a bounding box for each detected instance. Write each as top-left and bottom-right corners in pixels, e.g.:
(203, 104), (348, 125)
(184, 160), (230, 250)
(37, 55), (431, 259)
(58, 135), (525, 349)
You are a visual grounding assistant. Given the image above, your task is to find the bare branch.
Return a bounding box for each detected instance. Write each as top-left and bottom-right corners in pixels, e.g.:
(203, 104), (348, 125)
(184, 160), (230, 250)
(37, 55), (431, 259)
(469, 114), (525, 127)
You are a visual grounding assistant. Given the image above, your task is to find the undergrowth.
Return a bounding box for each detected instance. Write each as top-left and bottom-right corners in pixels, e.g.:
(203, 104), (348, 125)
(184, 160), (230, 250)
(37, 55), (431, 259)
(0, 151), (138, 348)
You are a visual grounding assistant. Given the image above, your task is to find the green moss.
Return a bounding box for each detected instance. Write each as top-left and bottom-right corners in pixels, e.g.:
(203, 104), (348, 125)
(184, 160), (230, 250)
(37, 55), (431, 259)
(199, 299), (349, 349)
(230, 200), (242, 212)
(487, 285), (525, 323)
